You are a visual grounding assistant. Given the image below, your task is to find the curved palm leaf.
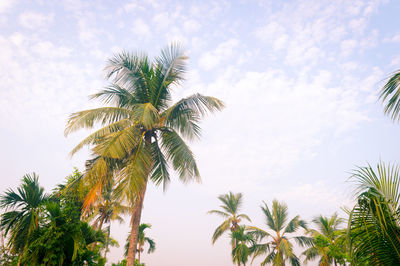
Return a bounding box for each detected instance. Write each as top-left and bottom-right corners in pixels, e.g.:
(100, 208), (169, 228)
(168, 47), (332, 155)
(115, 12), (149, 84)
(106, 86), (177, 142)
(379, 70), (400, 121)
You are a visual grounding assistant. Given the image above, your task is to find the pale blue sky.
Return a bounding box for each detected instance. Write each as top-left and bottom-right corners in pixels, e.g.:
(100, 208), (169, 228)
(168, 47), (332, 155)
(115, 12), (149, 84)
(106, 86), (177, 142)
(1, 0), (400, 265)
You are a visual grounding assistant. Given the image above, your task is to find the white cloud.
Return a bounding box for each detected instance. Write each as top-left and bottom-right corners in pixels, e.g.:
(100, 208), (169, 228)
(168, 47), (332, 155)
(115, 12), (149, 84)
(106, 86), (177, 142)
(131, 18), (151, 39)
(191, 64), (370, 193)
(390, 55), (400, 66)
(280, 182), (354, 214)
(183, 19), (201, 33)
(153, 12), (170, 30)
(349, 18), (367, 34)
(0, 0), (16, 13)
(18, 11), (54, 29)
(254, 21), (288, 50)
(31, 41), (72, 58)
(384, 33), (400, 43)
(77, 17), (99, 45)
(165, 26), (188, 45)
(341, 39), (358, 56)
(123, 2), (143, 13)
(198, 39), (239, 70)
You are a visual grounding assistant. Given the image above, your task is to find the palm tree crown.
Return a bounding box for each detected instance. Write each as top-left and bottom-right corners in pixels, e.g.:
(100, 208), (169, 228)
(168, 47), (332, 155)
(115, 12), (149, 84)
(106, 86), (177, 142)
(249, 200), (310, 266)
(208, 192), (251, 244)
(0, 173), (49, 255)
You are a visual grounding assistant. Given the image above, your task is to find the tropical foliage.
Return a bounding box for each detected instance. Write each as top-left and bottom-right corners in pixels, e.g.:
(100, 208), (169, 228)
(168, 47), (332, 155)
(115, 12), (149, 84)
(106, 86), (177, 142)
(347, 162), (400, 265)
(0, 172), (107, 265)
(231, 225), (255, 266)
(0, 173), (49, 259)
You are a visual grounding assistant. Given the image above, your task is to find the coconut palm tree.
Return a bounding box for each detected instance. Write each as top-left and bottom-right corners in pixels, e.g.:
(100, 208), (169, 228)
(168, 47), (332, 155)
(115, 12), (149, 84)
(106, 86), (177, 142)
(231, 225), (255, 266)
(0, 173), (49, 262)
(64, 43), (224, 266)
(348, 162), (400, 265)
(208, 192), (251, 253)
(249, 200), (311, 266)
(379, 69), (400, 121)
(124, 223), (155, 265)
(303, 214), (347, 266)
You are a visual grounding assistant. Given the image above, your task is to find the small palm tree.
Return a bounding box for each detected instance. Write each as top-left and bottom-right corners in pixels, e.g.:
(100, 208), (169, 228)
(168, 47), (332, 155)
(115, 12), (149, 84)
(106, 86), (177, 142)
(303, 214), (347, 266)
(0, 173), (48, 260)
(137, 223), (155, 265)
(124, 223), (155, 265)
(249, 200), (311, 266)
(208, 192), (251, 252)
(231, 225), (255, 266)
(89, 181), (129, 258)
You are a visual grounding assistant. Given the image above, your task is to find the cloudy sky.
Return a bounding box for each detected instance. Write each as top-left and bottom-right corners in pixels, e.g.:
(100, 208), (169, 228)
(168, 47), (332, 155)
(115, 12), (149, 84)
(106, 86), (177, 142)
(1, 0), (400, 265)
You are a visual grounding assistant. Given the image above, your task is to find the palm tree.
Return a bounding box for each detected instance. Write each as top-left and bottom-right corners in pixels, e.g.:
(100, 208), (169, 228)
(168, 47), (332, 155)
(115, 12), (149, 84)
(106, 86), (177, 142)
(0, 173), (48, 262)
(303, 214), (347, 266)
(348, 162), (400, 265)
(64, 43), (224, 266)
(249, 200), (311, 266)
(136, 223), (155, 265)
(89, 181), (129, 258)
(124, 223), (155, 264)
(208, 192), (251, 253)
(379, 69), (400, 121)
(231, 225), (255, 266)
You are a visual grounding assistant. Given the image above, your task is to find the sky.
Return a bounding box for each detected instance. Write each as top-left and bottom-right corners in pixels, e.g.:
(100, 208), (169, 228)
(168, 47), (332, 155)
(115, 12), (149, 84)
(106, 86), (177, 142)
(1, 0), (400, 265)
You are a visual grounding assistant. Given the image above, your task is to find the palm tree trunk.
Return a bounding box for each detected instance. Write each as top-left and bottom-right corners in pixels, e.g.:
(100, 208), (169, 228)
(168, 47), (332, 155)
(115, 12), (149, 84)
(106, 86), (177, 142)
(126, 181), (148, 266)
(138, 248), (141, 265)
(126, 133), (152, 266)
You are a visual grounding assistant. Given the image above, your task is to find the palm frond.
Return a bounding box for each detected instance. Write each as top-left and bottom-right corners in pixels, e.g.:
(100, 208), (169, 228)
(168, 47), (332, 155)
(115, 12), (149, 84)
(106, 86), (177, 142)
(90, 84), (136, 107)
(163, 93), (224, 140)
(284, 215), (307, 233)
(152, 43), (187, 110)
(207, 210), (229, 218)
(69, 119), (131, 157)
(211, 219), (231, 244)
(65, 107), (134, 136)
(379, 70), (400, 121)
(92, 126), (141, 159)
(160, 128), (200, 183)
